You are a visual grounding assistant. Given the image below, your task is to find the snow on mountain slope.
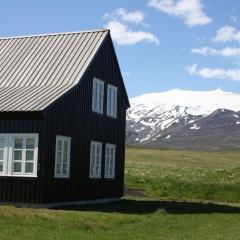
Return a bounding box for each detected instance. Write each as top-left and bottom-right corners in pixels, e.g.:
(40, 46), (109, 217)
(126, 88), (240, 146)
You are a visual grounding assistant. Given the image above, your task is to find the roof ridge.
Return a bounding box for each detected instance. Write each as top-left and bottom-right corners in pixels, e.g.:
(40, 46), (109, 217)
(0, 28), (110, 40)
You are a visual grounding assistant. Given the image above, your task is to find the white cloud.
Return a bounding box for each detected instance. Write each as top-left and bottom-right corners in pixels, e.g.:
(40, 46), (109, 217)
(212, 26), (240, 43)
(106, 20), (159, 45)
(103, 8), (146, 25)
(116, 8), (144, 24)
(186, 64), (240, 81)
(148, 0), (212, 27)
(103, 8), (159, 46)
(191, 47), (240, 57)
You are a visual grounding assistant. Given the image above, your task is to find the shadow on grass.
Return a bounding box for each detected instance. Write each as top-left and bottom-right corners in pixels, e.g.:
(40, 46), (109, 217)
(56, 199), (240, 215)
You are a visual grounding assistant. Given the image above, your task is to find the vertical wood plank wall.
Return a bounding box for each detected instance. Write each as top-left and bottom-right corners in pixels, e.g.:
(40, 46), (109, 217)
(43, 36), (127, 203)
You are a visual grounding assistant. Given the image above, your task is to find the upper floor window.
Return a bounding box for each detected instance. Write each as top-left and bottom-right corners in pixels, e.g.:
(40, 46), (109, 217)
(107, 84), (118, 118)
(104, 144), (116, 178)
(0, 134), (38, 177)
(55, 135), (71, 178)
(89, 141), (102, 178)
(92, 78), (104, 114)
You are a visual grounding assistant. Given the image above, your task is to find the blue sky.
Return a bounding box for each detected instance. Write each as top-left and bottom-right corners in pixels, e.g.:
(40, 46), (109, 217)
(1, 0), (240, 97)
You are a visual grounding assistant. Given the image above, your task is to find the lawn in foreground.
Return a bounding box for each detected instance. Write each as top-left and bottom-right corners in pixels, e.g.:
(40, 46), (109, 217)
(1, 147), (240, 239)
(125, 147), (240, 203)
(1, 199), (240, 240)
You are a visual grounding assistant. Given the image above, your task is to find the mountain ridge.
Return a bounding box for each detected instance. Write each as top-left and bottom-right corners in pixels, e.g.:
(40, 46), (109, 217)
(126, 88), (240, 149)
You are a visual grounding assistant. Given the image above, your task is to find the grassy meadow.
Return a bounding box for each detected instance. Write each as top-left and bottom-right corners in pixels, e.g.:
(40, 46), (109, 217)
(125, 147), (240, 203)
(1, 147), (240, 239)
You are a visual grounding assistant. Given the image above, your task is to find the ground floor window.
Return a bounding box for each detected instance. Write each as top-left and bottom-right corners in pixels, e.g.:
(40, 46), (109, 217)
(0, 134), (38, 177)
(104, 143), (116, 178)
(89, 141), (116, 179)
(89, 141), (102, 178)
(55, 135), (71, 178)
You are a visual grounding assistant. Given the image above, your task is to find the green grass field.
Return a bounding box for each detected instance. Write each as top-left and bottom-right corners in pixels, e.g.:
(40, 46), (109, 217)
(125, 147), (240, 203)
(1, 147), (240, 240)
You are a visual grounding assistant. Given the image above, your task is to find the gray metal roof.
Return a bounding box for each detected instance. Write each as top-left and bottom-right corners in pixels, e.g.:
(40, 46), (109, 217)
(0, 29), (109, 111)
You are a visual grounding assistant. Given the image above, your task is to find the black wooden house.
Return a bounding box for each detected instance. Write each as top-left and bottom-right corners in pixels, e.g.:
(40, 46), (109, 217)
(0, 29), (130, 206)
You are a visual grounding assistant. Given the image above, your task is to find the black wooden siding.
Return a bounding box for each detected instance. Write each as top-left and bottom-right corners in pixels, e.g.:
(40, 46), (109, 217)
(0, 34), (128, 204)
(0, 119), (45, 203)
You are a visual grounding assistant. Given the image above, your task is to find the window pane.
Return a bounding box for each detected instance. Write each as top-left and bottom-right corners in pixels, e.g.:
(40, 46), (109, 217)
(14, 138), (23, 149)
(55, 137), (71, 177)
(14, 150), (22, 160)
(90, 164), (94, 176)
(0, 162), (3, 172)
(0, 150), (3, 160)
(106, 159), (109, 175)
(105, 147), (110, 176)
(96, 146), (100, 155)
(26, 150), (34, 161)
(63, 152), (67, 163)
(110, 158), (113, 170)
(110, 148), (114, 157)
(56, 163), (61, 175)
(63, 163), (68, 175)
(14, 162), (22, 173)
(90, 150), (95, 176)
(57, 141), (62, 152)
(91, 145), (95, 156)
(0, 138), (4, 149)
(25, 163), (33, 173)
(64, 142), (68, 152)
(92, 80), (104, 113)
(57, 152), (61, 163)
(26, 138), (34, 149)
(96, 156), (100, 176)
(96, 166), (99, 176)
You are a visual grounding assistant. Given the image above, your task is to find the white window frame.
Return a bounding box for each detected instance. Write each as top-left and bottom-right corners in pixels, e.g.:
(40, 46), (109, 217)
(107, 84), (118, 118)
(0, 136), (8, 176)
(104, 143), (116, 179)
(89, 141), (102, 179)
(92, 78), (104, 114)
(0, 133), (39, 177)
(54, 135), (71, 178)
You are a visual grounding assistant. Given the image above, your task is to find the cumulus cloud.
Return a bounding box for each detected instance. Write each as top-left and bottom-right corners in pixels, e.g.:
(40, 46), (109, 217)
(106, 20), (159, 45)
(103, 8), (159, 45)
(212, 26), (240, 43)
(103, 8), (145, 24)
(186, 64), (240, 81)
(148, 0), (212, 27)
(191, 47), (240, 57)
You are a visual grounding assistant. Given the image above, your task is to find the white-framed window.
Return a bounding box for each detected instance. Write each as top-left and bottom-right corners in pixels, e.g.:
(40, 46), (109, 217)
(89, 141), (102, 178)
(104, 144), (116, 178)
(0, 134), (38, 177)
(0, 137), (9, 175)
(107, 84), (118, 118)
(92, 78), (104, 114)
(55, 135), (71, 178)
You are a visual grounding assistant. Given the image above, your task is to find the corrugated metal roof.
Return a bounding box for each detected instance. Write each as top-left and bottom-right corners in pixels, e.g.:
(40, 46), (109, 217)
(0, 29), (109, 111)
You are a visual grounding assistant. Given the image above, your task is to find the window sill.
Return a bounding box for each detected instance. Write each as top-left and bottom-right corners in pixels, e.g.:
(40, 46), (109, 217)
(0, 174), (37, 178)
(106, 114), (117, 119)
(54, 176), (70, 179)
(92, 110), (104, 115)
(104, 177), (115, 179)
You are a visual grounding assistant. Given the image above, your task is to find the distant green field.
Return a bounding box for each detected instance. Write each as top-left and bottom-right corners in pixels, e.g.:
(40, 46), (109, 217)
(125, 147), (240, 203)
(1, 147), (240, 240)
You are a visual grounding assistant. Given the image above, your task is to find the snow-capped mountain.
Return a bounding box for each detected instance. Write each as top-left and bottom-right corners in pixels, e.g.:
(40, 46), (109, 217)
(126, 88), (240, 149)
